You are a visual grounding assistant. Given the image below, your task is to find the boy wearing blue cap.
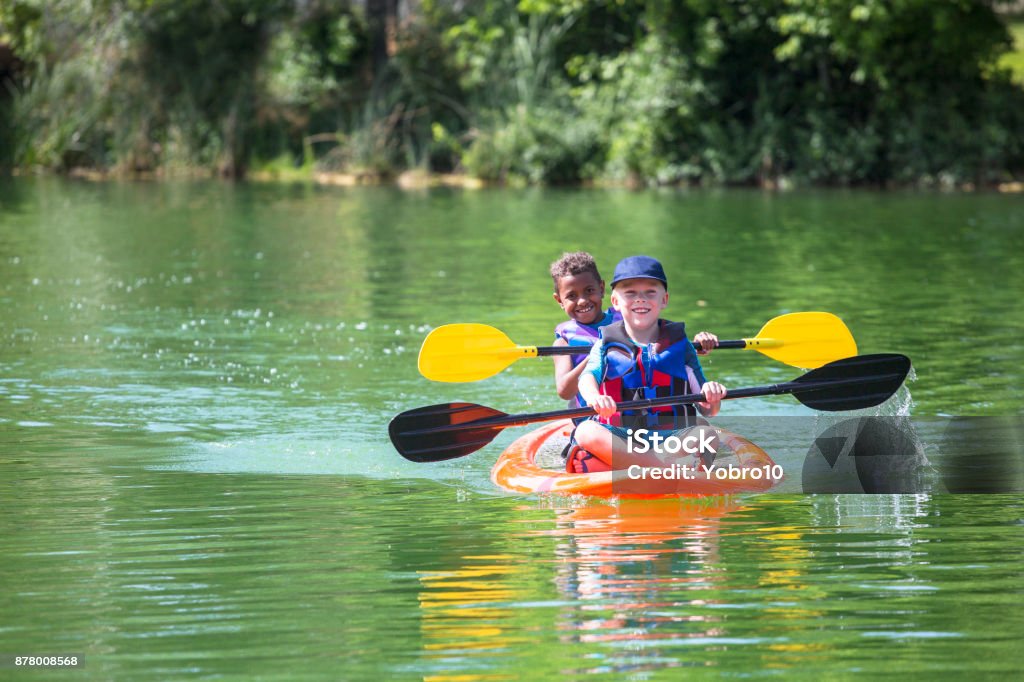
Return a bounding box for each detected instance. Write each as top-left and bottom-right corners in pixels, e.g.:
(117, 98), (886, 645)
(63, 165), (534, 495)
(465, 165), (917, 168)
(569, 255), (725, 473)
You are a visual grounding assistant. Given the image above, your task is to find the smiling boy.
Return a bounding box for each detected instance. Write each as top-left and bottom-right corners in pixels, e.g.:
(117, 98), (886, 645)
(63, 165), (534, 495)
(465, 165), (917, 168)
(570, 255), (726, 473)
(550, 252), (620, 405)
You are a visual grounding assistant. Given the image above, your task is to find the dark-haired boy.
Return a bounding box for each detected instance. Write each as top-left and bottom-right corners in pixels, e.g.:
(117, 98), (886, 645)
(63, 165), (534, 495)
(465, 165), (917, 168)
(549, 251), (619, 406)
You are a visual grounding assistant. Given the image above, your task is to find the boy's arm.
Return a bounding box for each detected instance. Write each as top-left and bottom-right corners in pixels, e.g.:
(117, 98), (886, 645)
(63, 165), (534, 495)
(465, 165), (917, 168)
(552, 338), (591, 400)
(578, 372), (617, 419)
(578, 342), (617, 418)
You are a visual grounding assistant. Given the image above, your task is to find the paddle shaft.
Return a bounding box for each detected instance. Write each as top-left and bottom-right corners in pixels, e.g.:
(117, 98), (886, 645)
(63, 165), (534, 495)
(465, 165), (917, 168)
(401, 372), (904, 437)
(539, 339), (746, 357)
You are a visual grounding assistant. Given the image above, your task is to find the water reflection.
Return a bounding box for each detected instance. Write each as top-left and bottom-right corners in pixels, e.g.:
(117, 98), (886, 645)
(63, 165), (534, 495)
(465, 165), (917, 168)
(417, 555), (527, 680)
(545, 499), (755, 674)
(408, 494), (1024, 677)
(413, 498), (764, 676)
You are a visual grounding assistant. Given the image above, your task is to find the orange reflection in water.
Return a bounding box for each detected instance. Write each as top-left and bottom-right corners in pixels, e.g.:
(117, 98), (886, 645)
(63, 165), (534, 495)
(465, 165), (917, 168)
(541, 499), (827, 674)
(541, 499), (739, 644)
(414, 498), (822, 678)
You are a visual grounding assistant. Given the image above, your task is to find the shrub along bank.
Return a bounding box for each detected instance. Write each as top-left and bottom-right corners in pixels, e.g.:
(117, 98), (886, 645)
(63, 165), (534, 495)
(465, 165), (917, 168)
(2, 0), (1023, 188)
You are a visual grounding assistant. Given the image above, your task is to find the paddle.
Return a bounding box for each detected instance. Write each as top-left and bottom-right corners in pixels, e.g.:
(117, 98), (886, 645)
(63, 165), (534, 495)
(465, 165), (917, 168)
(417, 312), (856, 382)
(391, 353), (911, 462)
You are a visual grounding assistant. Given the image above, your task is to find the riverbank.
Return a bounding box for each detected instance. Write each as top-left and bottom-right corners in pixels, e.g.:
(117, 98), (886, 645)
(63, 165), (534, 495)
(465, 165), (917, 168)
(9, 165), (1024, 193)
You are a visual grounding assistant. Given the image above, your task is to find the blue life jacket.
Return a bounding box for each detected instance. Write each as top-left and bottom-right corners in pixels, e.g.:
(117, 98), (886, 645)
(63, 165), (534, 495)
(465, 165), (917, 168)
(596, 319), (705, 431)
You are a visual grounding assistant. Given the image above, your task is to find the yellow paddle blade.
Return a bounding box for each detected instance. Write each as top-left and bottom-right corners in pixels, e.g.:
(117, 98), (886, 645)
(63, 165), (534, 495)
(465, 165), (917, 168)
(746, 312), (857, 369)
(418, 323), (538, 382)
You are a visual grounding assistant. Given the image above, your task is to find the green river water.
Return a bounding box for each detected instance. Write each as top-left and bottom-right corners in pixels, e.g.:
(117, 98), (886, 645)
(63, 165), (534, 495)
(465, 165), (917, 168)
(1, 177), (1022, 679)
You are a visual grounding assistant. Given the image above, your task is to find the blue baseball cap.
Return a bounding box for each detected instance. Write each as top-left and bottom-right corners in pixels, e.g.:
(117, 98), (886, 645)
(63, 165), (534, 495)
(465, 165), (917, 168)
(611, 255), (668, 289)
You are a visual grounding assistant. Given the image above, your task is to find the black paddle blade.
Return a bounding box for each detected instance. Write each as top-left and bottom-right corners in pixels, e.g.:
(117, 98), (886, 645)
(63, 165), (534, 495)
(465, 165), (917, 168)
(792, 353), (911, 411)
(389, 402), (506, 462)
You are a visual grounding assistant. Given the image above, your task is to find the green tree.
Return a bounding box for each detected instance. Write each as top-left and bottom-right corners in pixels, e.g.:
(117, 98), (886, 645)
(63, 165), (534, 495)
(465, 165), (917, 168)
(2, 0), (1022, 184)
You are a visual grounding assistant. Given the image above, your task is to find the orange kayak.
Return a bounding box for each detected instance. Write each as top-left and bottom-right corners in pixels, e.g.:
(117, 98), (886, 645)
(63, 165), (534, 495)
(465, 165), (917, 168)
(491, 420), (781, 498)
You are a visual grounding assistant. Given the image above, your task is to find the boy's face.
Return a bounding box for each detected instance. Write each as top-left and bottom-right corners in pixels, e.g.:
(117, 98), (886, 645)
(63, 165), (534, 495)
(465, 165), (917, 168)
(611, 278), (668, 330)
(553, 272), (605, 325)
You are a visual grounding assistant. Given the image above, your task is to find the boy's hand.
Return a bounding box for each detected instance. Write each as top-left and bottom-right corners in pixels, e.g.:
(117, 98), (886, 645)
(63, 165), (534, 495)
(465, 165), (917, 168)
(693, 331), (718, 355)
(699, 382), (727, 412)
(589, 395), (618, 419)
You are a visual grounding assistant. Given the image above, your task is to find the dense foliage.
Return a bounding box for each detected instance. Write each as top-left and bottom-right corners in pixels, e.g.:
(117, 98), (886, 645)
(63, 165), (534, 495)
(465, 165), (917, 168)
(2, 0), (1023, 186)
